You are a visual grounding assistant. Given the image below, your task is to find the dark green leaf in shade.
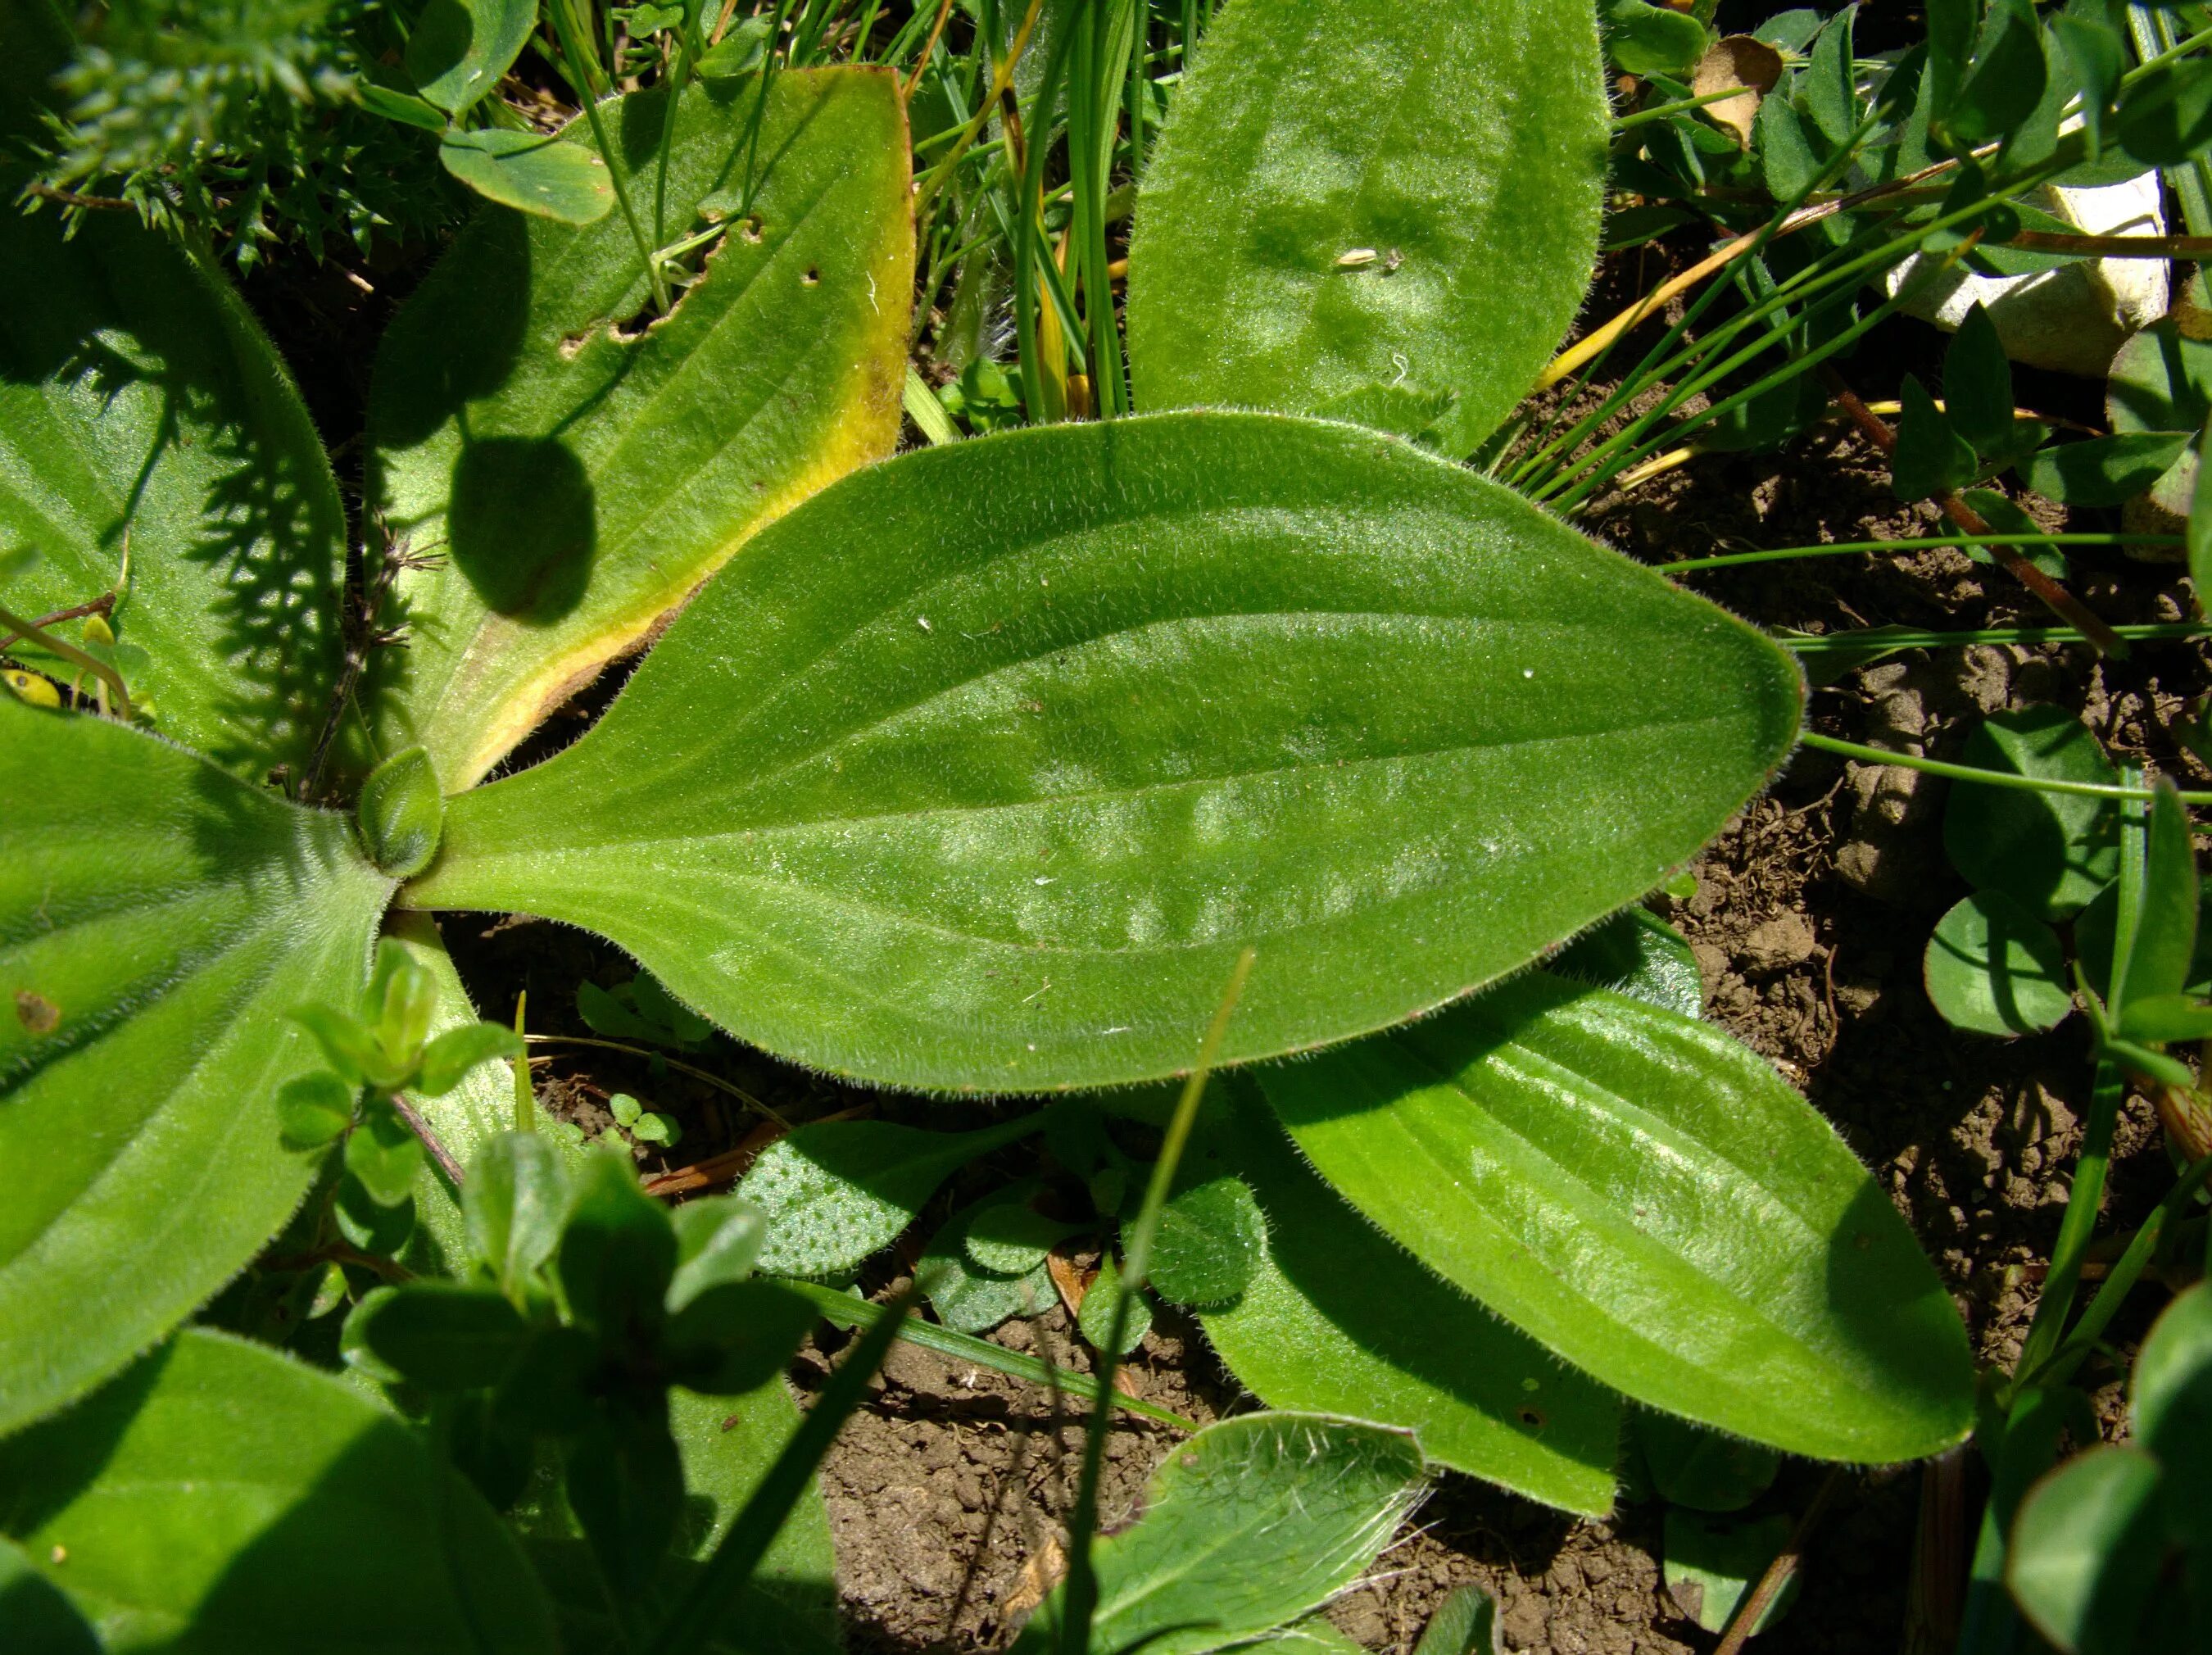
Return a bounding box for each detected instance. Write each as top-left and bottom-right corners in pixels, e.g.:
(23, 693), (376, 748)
(2119, 780), (2202, 1009)
(742, 1116), (1044, 1277)
(409, 0), (537, 115)
(2021, 431), (2194, 507)
(0, 194), (347, 778)
(402, 414), (1803, 1092)
(342, 1281), (529, 1390)
(2194, 419), (2212, 601)
(438, 129), (617, 223)
(0, 1330), (556, 1652)
(1261, 977), (1974, 1462)
(2106, 316), (2212, 519)
(2078, 885), (2212, 1010)
(1664, 1511), (1798, 1635)
(1943, 0), (2048, 147)
(0, 1535), (100, 1655)
(1195, 1086), (1620, 1515)
(558, 1147), (678, 1337)
(664, 1278), (819, 1395)
(358, 745), (444, 877)
(567, 1401), (686, 1603)
(1945, 302), (2017, 459)
(1126, 0), (1607, 455)
(1549, 906), (1702, 1018)
(1013, 1414), (1427, 1655)
(2136, 1283), (2212, 1506)
(963, 1199), (1081, 1276)
(1149, 1175), (1267, 1306)
(0, 704), (390, 1435)
(1800, 5), (1858, 148)
(1634, 1410), (1779, 1512)
(373, 72), (913, 788)
(1943, 709), (2119, 919)
(2007, 1446), (2169, 1655)
(1892, 374), (1978, 501)
(2115, 57), (2212, 166)
(1924, 891), (2074, 1036)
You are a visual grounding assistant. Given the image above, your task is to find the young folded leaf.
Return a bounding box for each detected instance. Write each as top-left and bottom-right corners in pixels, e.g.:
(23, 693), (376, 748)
(1195, 1086), (1620, 1515)
(1126, 0), (1606, 456)
(1259, 975), (1974, 1463)
(0, 701), (390, 1435)
(0, 181), (347, 779)
(1011, 1412), (1427, 1655)
(0, 1328), (556, 1652)
(368, 70), (913, 789)
(402, 412), (1802, 1090)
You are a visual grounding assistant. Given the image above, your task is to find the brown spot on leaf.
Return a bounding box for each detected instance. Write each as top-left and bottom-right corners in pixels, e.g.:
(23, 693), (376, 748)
(15, 989), (59, 1034)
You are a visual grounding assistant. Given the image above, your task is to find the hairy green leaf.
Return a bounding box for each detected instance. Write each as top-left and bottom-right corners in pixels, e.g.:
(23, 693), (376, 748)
(410, 0), (538, 115)
(1196, 1087), (1620, 1515)
(1550, 906), (1702, 1018)
(404, 412), (1801, 1090)
(1260, 976), (1974, 1462)
(1013, 1413), (1426, 1655)
(0, 1329), (555, 1651)
(1149, 1174), (1266, 1306)
(743, 1116), (1043, 1277)
(1924, 890), (2074, 1036)
(369, 70), (913, 789)
(918, 1186), (1055, 1334)
(0, 190), (346, 778)
(1944, 709), (2119, 919)
(1415, 1585), (1499, 1655)
(1126, 0), (1607, 455)
(0, 703), (389, 1434)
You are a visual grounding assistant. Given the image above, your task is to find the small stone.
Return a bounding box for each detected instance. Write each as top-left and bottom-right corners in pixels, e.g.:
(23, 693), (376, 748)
(1738, 911), (1817, 973)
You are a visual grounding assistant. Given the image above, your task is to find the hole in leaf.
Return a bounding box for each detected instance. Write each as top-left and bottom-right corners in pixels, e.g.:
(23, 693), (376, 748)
(1516, 1407), (1545, 1430)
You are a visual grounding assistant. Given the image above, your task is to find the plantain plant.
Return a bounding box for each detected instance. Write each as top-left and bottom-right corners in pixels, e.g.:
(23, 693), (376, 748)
(0, 0), (1997, 1644)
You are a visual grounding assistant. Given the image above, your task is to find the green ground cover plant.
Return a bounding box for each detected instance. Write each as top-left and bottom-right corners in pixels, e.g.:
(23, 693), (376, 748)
(2, 0), (2210, 1650)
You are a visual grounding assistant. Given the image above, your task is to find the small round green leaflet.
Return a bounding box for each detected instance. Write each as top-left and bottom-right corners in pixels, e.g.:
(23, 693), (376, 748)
(404, 412), (1802, 1091)
(0, 702), (392, 1437)
(1149, 1174), (1267, 1305)
(372, 70), (914, 789)
(2135, 1283), (2212, 1532)
(437, 129), (616, 224)
(409, 0), (537, 116)
(2106, 315), (2212, 519)
(1944, 709), (2121, 920)
(0, 1329), (555, 1652)
(1259, 976), (1974, 1463)
(1125, 0), (1607, 456)
(2007, 1446), (2171, 1655)
(1924, 891), (2074, 1036)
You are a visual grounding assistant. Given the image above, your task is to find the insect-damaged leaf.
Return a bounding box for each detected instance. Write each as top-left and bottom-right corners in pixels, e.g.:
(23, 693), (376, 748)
(0, 702), (391, 1435)
(402, 413), (1802, 1091)
(369, 69), (913, 790)
(0, 1329), (556, 1652)
(0, 147), (347, 781)
(1260, 975), (1974, 1463)
(1012, 1413), (1427, 1655)
(1126, 0), (1607, 456)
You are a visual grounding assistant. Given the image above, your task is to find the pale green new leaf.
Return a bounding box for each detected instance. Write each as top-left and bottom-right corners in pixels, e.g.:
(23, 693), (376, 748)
(1196, 1086), (1620, 1515)
(1260, 976), (1974, 1462)
(1126, 0), (1607, 455)
(403, 413), (1801, 1090)
(0, 1329), (555, 1652)
(0, 702), (392, 1435)
(369, 70), (914, 788)
(0, 180), (347, 778)
(1013, 1412), (1426, 1655)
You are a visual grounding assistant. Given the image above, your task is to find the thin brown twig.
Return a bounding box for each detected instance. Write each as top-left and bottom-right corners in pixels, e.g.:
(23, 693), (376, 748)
(902, 0), (959, 103)
(524, 1032), (790, 1127)
(388, 1091), (465, 1189)
(0, 591), (116, 653)
(1819, 370), (2129, 658)
(23, 181), (134, 212)
(263, 1241), (415, 1284)
(1714, 1467), (1848, 1655)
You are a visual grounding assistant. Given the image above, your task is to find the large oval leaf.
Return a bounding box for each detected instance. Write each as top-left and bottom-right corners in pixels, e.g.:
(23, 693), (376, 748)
(1259, 975), (1974, 1462)
(402, 412), (1801, 1091)
(0, 170), (347, 780)
(368, 69), (913, 790)
(1126, 0), (1607, 454)
(0, 701), (391, 1434)
(0, 1329), (555, 1652)
(1196, 1085), (1620, 1514)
